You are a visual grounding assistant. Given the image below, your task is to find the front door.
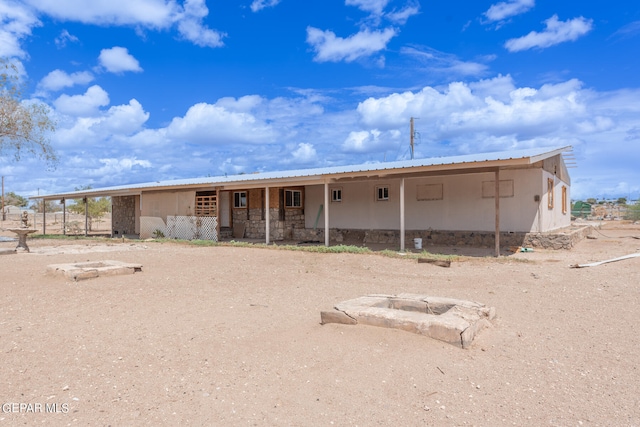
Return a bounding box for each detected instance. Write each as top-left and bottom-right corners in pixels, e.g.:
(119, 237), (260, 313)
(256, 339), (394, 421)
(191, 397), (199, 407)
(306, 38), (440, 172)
(219, 191), (231, 228)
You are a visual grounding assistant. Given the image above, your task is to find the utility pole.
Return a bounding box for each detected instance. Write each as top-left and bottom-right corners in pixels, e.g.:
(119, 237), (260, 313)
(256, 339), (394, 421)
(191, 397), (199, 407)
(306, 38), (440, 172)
(409, 117), (415, 160)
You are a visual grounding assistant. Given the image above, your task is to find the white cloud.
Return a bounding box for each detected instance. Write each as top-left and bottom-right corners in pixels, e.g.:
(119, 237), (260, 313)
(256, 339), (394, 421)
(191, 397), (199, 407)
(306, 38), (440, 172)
(401, 46), (489, 77)
(250, 0), (281, 12)
(24, 0), (179, 27)
(165, 101), (277, 145)
(94, 99), (150, 135)
(175, 0), (225, 47)
(356, 79), (586, 144)
(385, 4), (420, 25)
(610, 21), (640, 40)
(343, 129), (380, 152)
(38, 69), (94, 93)
(484, 0), (534, 22)
(0, 0), (41, 58)
(346, 0), (391, 16)
(306, 27), (396, 63)
(53, 85), (110, 116)
(54, 29), (79, 48)
(505, 15), (593, 52)
(291, 143), (317, 163)
(98, 47), (143, 73)
(23, 0), (225, 48)
(342, 129), (401, 153)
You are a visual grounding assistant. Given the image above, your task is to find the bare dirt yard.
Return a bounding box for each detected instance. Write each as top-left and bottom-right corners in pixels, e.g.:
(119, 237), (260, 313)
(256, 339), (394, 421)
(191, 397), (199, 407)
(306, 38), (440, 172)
(1, 222), (639, 426)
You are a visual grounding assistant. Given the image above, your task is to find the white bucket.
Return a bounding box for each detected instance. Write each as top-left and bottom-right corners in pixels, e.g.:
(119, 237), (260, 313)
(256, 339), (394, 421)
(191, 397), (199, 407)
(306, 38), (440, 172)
(413, 238), (423, 250)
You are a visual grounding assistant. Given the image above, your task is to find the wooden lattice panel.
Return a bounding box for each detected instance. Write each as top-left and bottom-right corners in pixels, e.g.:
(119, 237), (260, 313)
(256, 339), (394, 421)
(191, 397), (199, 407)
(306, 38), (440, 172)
(195, 195), (217, 216)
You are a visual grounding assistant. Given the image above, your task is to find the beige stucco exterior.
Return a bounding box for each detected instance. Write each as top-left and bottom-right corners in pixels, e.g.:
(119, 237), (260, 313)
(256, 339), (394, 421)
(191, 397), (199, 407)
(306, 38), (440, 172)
(305, 163), (570, 233)
(140, 190), (199, 220)
(37, 147), (574, 250)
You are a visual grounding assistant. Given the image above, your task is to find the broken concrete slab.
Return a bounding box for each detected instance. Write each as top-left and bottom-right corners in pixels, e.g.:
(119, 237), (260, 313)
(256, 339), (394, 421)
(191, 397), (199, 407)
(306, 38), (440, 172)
(321, 293), (495, 349)
(47, 260), (143, 281)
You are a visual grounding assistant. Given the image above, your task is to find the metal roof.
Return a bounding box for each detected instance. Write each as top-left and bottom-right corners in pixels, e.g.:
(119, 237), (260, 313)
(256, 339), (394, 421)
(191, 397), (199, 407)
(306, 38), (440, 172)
(35, 145), (572, 200)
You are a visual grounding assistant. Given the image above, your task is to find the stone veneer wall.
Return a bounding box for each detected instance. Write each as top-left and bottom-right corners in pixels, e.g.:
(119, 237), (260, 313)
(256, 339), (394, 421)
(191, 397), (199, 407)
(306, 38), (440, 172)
(293, 225), (593, 250)
(112, 195), (136, 236)
(233, 208), (305, 240)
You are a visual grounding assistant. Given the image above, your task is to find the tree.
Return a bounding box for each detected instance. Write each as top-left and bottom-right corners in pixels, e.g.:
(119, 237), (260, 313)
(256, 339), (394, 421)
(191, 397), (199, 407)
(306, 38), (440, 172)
(617, 197), (627, 206)
(4, 191), (28, 207)
(0, 59), (57, 165)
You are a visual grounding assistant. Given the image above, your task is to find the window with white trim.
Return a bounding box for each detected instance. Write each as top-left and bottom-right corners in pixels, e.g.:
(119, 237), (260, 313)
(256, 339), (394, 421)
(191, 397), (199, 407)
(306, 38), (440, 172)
(331, 188), (342, 202)
(376, 186), (389, 201)
(234, 191), (247, 208)
(285, 189), (302, 208)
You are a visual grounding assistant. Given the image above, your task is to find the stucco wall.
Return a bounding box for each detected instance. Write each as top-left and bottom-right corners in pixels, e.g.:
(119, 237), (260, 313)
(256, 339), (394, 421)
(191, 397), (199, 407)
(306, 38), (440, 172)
(538, 170), (571, 232)
(305, 168), (565, 233)
(140, 190), (197, 221)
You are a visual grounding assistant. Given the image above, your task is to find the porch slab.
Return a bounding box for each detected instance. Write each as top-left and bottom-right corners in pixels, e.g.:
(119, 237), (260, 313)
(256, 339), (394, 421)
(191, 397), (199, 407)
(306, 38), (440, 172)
(47, 260), (143, 281)
(321, 293), (495, 348)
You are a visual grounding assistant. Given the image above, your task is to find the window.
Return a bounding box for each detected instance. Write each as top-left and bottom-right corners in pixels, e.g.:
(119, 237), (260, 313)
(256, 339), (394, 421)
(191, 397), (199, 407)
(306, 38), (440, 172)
(547, 178), (554, 209)
(376, 186), (389, 201)
(331, 188), (342, 202)
(562, 185), (567, 214)
(234, 191), (247, 208)
(285, 189), (302, 207)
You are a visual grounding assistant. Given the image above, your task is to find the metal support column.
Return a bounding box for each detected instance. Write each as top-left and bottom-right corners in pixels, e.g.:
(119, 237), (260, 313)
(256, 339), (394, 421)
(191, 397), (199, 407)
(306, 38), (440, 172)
(400, 177), (405, 252)
(84, 197), (88, 237)
(495, 169), (500, 257)
(62, 199), (66, 235)
(265, 186), (270, 245)
(324, 182), (329, 247)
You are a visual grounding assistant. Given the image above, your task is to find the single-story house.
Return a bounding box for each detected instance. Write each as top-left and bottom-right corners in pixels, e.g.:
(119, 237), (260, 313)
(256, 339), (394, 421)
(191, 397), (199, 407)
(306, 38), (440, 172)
(34, 146), (575, 254)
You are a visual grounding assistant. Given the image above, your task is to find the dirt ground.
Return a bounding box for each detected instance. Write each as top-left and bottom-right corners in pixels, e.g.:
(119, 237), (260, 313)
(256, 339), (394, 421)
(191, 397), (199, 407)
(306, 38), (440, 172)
(0, 222), (639, 426)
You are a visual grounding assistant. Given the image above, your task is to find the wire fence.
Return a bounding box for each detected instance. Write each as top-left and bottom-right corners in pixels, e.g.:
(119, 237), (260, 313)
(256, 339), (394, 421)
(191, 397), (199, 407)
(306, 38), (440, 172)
(0, 211), (112, 235)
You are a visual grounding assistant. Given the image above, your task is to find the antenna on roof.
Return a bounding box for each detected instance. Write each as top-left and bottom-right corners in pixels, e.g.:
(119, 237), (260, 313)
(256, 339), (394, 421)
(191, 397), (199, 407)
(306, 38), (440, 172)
(410, 117), (420, 160)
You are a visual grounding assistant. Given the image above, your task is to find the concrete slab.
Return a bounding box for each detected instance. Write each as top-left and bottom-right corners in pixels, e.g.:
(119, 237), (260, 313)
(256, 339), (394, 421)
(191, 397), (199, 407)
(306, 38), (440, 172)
(47, 260), (143, 281)
(321, 293), (495, 348)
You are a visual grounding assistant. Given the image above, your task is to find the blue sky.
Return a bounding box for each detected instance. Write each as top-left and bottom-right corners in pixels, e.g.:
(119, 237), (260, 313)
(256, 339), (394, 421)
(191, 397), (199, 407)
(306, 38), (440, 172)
(1, 0), (639, 201)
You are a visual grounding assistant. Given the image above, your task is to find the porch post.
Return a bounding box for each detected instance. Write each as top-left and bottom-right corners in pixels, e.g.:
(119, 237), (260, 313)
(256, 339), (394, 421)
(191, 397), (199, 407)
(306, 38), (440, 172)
(495, 169), (500, 257)
(42, 200), (46, 235)
(265, 186), (270, 245)
(84, 197), (88, 237)
(215, 189), (220, 242)
(62, 198), (66, 236)
(324, 181), (329, 247)
(400, 177), (405, 252)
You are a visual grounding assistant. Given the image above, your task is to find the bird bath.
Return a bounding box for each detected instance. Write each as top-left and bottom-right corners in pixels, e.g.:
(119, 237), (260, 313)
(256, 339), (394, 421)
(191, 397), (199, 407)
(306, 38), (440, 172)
(6, 228), (37, 252)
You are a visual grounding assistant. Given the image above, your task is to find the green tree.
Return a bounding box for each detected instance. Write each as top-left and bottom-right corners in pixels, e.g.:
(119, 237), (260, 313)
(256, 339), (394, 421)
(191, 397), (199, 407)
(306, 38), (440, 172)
(0, 59), (57, 165)
(3, 191), (28, 207)
(617, 197), (627, 206)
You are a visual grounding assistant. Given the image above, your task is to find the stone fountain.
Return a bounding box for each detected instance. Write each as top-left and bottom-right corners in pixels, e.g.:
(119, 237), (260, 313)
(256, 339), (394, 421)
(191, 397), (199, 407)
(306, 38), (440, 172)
(6, 211), (37, 252)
